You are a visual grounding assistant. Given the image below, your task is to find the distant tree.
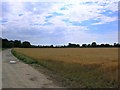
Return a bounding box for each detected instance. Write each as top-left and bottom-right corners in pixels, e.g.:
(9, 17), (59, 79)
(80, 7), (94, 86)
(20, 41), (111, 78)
(114, 43), (120, 47)
(68, 43), (80, 48)
(21, 41), (31, 48)
(104, 44), (110, 47)
(100, 44), (105, 47)
(0, 38), (2, 48)
(91, 42), (97, 47)
(114, 43), (117, 47)
(76, 44), (80, 47)
(8, 42), (14, 48)
(50, 45), (54, 48)
(82, 44), (87, 47)
(14, 40), (21, 47)
(87, 44), (91, 47)
(2, 39), (9, 48)
(68, 43), (72, 47)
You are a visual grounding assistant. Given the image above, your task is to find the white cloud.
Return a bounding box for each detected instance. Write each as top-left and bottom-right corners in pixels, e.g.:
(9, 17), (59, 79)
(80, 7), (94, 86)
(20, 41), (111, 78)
(92, 16), (117, 25)
(21, 0), (117, 27)
(1, 1), (118, 45)
(2, 0), (118, 27)
(48, 16), (66, 26)
(54, 0), (118, 25)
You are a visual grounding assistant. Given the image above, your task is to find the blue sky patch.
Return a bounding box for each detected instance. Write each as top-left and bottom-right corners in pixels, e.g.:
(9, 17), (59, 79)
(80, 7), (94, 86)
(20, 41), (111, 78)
(51, 12), (64, 16)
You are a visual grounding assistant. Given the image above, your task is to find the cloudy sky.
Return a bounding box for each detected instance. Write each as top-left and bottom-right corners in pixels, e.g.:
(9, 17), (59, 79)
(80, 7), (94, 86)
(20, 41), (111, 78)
(0, 0), (119, 45)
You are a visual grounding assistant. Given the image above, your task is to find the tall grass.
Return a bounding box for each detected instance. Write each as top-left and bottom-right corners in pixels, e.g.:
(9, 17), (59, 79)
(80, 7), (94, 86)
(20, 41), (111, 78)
(12, 48), (118, 88)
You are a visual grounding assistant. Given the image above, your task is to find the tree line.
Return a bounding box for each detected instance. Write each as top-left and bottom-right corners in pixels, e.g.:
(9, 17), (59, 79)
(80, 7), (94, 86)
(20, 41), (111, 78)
(1, 38), (120, 48)
(1, 38), (31, 48)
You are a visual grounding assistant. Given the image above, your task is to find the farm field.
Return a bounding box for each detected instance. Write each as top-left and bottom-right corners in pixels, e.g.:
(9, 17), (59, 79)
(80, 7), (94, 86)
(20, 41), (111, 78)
(12, 48), (118, 88)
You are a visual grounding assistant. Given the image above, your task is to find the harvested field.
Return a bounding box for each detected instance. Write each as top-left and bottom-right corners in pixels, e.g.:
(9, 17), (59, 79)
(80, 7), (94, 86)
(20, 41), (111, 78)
(12, 48), (118, 88)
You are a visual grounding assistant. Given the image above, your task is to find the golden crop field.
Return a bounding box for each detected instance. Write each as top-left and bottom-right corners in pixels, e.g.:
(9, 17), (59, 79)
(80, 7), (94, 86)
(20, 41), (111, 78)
(13, 48), (118, 68)
(13, 48), (118, 88)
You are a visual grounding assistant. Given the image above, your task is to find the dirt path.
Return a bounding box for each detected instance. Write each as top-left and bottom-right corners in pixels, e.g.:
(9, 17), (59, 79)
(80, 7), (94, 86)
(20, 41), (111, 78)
(2, 49), (60, 88)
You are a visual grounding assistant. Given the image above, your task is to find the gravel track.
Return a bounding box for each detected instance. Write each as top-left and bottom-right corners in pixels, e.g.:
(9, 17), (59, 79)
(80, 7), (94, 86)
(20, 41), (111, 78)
(2, 49), (60, 88)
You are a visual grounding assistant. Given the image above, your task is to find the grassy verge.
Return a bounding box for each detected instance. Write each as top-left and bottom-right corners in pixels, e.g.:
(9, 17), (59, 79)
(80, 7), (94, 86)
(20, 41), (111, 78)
(1, 48), (10, 51)
(11, 49), (38, 64)
(11, 49), (118, 88)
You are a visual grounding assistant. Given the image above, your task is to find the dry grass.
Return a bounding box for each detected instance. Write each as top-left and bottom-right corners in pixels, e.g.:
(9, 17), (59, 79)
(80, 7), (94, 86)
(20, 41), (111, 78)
(13, 48), (118, 88)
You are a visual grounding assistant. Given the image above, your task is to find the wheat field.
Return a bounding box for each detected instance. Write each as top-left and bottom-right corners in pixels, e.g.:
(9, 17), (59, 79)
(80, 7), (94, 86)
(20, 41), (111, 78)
(13, 48), (118, 67)
(13, 48), (118, 88)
